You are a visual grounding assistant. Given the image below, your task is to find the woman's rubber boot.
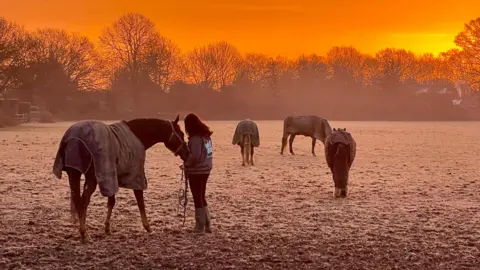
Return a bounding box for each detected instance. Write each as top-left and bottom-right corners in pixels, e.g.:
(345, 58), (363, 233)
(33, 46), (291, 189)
(193, 208), (206, 233)
(204, 206), (212, 233)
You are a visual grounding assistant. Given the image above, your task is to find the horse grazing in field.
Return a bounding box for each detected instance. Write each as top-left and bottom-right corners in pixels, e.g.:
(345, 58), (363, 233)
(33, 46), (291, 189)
(52, 115), (190, 243)
(280, 115), (332, 156)
(232, 119), (260, 166)
(324, 128), (356, 198)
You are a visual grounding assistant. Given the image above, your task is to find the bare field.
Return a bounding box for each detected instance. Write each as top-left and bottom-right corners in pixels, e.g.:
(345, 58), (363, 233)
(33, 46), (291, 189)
(1, 120), (480, 269)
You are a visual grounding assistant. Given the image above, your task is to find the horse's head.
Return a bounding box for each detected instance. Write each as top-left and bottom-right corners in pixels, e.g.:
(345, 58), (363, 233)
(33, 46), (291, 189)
(165, 115), (190, 162)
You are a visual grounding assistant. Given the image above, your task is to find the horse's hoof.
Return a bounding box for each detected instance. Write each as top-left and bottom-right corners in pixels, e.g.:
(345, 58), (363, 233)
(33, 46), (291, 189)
(80, 233), (89, 244)
(144, 225), (152, 233)
(71, 217), (78, 225)
(104, 225), (111, 235)
(242, 163), (245, 166)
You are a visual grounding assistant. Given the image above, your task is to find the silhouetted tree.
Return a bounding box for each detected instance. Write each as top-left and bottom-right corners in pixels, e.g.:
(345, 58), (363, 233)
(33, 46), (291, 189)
(454, 17), (480, 89)
(143, 34), (181, 91)
(184, 41), (242, 90)
(99, 13), (157, 106)
(31, 28), (101, 91)
(241, 53), (271, 87)
(294, 54), (330, 92)
(374, 48), (416, 91)
(0, 17), (36, 95)
(326, 46), (366, 89)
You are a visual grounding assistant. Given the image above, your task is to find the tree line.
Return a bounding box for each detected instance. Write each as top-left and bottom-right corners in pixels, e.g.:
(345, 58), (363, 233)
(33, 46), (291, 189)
(1, 13), (479, 120)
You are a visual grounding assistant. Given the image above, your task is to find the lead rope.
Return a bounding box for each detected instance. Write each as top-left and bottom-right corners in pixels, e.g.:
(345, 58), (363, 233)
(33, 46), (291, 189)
(177, 164), (188, 226)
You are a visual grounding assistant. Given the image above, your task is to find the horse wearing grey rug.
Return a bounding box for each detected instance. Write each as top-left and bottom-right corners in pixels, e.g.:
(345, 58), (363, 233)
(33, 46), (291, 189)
(232, 119), (260, 166)
(281, 115), (332, 156)
(324, 128), (356, 198)
(52, 116), (190, 243)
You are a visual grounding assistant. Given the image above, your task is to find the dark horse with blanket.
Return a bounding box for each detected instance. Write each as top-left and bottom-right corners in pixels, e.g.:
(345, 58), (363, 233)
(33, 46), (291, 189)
(281, 115), (332, 156)
(324, 128), (356, 198)
(52, 115), (190, 243)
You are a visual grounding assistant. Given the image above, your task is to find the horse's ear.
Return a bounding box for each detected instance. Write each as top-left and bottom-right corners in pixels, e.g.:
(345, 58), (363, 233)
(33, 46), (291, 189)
(333, 128), (336, 131)
(174, 114), (179, 124)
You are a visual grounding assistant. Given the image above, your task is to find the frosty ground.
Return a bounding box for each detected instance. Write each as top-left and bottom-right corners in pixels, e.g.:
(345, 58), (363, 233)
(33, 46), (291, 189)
(1, 121), (479, 269)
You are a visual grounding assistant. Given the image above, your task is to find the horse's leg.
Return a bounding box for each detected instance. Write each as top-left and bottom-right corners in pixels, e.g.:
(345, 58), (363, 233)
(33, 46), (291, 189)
(245, 136), (251, 166)
(104, 195), (116, 234)
(289, 134), (296, 155)
(250, 145), (255, 166)
(240, 141), (245, 166)
(66, 168), (82, 239)
(79, 167), (97, 243)
(281, 134), (289, 155)
(133, 190), (151, 232)
(311, 138), (316, 156)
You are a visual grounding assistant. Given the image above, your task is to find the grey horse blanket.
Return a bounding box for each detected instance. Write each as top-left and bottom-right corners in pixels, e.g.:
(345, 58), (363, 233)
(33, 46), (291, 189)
(324, 129), (356, 170)
(52, 120), (147, 197)
(232, 119), (260, 147)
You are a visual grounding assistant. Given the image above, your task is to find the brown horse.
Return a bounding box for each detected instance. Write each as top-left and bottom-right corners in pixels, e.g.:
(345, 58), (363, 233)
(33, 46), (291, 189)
(324, 128), (356, 198)
(281, 115), (332, 156)
(232, 119), (260, 166)
(52, 115), (190, 243)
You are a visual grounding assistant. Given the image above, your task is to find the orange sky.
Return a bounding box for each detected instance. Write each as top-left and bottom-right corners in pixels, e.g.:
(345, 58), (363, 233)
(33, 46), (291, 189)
(2, 0), (479, 58)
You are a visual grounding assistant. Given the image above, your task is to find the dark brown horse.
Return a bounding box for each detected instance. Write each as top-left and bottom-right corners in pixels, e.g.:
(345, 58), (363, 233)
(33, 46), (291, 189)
(324, 128), (356, 198)
(281, 115), (332, 156)
(52, 115), (190, 243)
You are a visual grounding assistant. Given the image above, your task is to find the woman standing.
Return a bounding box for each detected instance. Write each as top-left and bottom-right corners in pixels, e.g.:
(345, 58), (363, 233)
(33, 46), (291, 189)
(183, 113), (213, 233)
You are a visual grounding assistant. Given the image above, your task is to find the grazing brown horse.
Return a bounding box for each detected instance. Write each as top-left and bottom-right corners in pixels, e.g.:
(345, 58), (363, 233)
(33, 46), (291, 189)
(232, 119), (260, 166)
(281, 115), (332, 156)
(52, 115), (190, 243)
(324, 128), (356, 198)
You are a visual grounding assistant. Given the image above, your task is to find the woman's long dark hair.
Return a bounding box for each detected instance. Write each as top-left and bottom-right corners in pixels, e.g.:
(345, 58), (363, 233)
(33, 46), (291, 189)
(184, 113), (213, 139)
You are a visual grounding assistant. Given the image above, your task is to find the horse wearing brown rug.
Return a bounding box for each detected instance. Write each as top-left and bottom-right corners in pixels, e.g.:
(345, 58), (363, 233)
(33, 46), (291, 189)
(281, 115), (332, 156)
(324, 128), (356, 198)
(52, 115), (190, 243)
(232, 119), (260, 166)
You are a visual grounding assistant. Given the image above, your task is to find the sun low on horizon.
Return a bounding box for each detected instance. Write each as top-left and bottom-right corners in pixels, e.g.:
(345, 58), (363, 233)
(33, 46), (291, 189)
(2, 0), (479, 57)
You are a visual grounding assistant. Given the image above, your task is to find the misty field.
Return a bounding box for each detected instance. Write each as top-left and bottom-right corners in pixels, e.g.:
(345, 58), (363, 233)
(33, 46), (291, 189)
(1, 120), (479, 269)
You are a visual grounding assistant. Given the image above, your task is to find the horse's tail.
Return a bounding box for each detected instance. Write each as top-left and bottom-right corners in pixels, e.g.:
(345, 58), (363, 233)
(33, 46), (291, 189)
(334, 143), (349, 167)
(283, 116), (293, 136)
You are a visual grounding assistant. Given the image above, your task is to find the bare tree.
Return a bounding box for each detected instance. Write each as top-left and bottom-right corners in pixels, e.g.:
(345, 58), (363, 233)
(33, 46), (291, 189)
(414, 53), (438, 85)
(0, 17), (36, 95)
(32, 28), (102, 91)
(439, 49), (469, 84)
(99, 13), (157, 105)
(209, 41), (242, 89)
(184, 45), (217, 89)
(454, 17), (480, 89)
(294, 54), (330, 87)
(374, 48), (416, 91)
(184, 41), (242, 90)
(360, 56), (378, 87)
(242, 53), (271, 87)
(144, 34), (181, 91)
(326, 46), (366, 87)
